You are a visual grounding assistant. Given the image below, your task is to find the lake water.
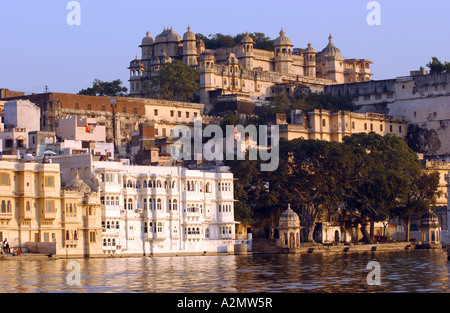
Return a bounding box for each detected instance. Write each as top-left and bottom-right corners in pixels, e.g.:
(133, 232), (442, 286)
(1, 249), (449, 293)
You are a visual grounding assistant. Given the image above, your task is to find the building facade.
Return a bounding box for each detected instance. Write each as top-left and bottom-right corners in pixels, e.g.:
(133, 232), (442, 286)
(129, 27), (373, 107)
(325, 72), (450, 157)
(2, 92), (204, 158)
(51, 153), (244, 256)
(276, 109), (408, 142)
(0, 159), (103, 257)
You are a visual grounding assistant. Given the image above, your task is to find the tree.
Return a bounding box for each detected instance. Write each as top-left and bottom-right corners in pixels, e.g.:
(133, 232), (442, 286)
(78, 79), (128, 97)
(426, 57), (450, 74)
(147, 60), (199, 102)
(197, 33), (236, 50)
(343, 133), (423, 243)
(284, 139), (355, 242)
(398, 172), (441, 242)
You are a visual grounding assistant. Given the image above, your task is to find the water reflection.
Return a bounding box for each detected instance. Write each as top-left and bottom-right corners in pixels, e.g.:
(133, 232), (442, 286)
(0, 250), (448, 293)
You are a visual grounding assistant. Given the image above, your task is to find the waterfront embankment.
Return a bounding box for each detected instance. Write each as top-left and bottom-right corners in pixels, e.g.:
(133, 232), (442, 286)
(1, 241), (446, 260)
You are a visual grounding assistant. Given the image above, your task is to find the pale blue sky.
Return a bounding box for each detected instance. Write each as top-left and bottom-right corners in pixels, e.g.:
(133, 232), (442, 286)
(1, 0), (449, 95)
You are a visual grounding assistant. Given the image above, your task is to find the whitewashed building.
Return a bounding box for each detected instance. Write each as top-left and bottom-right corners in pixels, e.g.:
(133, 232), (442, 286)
(50, 154), (245, 256)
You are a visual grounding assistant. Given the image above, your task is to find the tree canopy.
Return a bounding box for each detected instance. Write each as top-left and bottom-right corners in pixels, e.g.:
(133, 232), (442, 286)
(250, 92), (355, 126)
(426, 57), (450, 74)
(226, 132), (440, 243)
(196, 32), (275, 51)
(146, 59), (200, 102)
(78, 79), (128, 97)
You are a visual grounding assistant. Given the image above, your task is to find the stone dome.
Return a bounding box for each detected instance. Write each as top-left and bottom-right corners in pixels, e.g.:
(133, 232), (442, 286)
(199, 50), (215, 60)
(278, 204), (300, 228)
(130, 56), (144, 67)
(421, 210), (440, 228)
(304, 42), (316, 53)
(141, 31), (154, 46)
(321, 34), (341, 57)
(197, 39), (205, 47)
(183, 26), (196, 41)
(166, 28), (181, 42)
(241, 32), (253, 44)
(64, 171), (91, 194)
(274, 29), (293, 47)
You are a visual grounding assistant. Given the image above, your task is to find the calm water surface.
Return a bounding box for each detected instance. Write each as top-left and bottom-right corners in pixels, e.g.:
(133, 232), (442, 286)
(1, 250), (449, 293)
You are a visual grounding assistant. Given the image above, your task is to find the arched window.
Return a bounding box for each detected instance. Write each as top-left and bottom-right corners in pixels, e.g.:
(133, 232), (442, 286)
(157, 222), (163, 232)
(157, 180), (162, 188)
(205, 228), (210, 238)
(168, 199), (172, 211)
(66, 230), (70, 240)
(74, 231), (78, 240)
(143, 198), (147, 210)
(128, 198), (133, 210)
(26, 201), (31, 212)
(206, 183), (210, 193)
(173, 199), (178, 211)
(157, 199), (162, 210)
(2, 201), (7, 213)
(7, 201), (11, 212)
(143, 181), (147, 188)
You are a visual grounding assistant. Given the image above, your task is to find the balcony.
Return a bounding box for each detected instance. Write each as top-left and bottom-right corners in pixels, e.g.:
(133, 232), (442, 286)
(42, 211), (56, 220)
(0, 212), (13, 220)
(63, 214), (79, 223)
(64, 240), (78, 248)
(145, 232), (166, 242)
(19, 210), (33, 220)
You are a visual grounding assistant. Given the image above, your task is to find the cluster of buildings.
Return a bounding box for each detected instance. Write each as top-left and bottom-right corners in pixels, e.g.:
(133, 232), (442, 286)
(129, 27), (372, 111)
(0, 91), (248, 258)
(1, 26), (450, 255)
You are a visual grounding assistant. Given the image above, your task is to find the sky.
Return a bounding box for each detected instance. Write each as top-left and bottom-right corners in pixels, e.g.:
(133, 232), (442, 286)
(1, 0), (449, 95)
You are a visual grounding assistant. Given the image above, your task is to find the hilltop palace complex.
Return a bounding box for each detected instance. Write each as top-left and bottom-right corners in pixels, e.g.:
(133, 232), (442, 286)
(128, 27), (373, 110)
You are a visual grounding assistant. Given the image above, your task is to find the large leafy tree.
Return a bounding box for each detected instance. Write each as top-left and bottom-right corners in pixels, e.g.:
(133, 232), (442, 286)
(426, 57), (450, 74)
(397, 171), (441, 242)
(78, 79), (128, 97)
(283, 139), (357, 242)
(342, 133), (423, 243)
(147, 59), (199, 102)
(196, 32), (274, 51)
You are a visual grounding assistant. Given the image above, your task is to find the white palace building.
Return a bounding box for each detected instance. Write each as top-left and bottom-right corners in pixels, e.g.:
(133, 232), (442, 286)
(50, 154), (244, 256)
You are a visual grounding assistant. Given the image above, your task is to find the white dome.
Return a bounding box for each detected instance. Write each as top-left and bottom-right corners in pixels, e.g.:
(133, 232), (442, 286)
(278, 204), (300, 228)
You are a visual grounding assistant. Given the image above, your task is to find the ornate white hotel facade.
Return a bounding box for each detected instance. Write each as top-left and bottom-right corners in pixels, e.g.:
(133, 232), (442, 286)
(51, 154), (244, 256)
